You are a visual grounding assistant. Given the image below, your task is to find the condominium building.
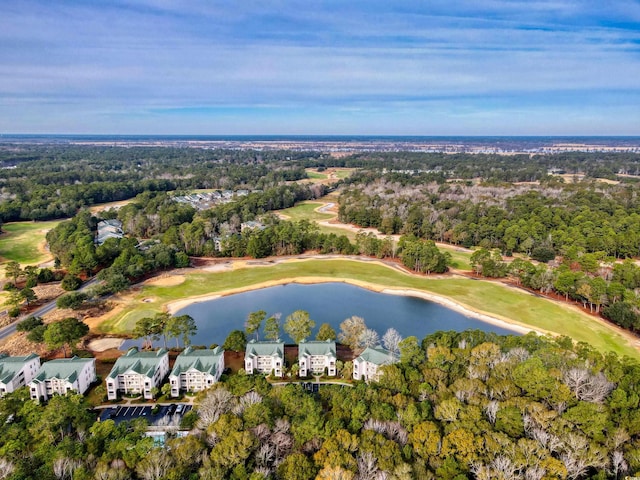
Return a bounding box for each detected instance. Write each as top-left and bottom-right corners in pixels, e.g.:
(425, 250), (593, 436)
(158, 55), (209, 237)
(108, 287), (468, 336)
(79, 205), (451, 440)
(106, 348), (169, 400)
(29, 357), (96, 401)
(169, 346), (225, 397)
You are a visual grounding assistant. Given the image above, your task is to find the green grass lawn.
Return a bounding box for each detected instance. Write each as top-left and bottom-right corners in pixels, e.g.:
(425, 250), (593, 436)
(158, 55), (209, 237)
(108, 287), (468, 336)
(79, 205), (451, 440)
(278, 202), (335, 222)
(0, 220), (61, 266)
(100, 258), (640, 359)
(335, 169), (354, 179)
(305, 170), (327, 179)
(317, 225), (358, 241)
(439, 245), (473, 270)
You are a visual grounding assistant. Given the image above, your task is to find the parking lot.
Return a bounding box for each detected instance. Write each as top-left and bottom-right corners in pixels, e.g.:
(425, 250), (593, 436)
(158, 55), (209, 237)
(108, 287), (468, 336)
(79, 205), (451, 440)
(98, 404), (193, 427)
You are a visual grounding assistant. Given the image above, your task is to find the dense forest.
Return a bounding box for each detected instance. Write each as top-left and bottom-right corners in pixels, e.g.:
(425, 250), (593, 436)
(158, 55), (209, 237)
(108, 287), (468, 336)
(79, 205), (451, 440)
(1, 331), (639, 479)
(0, 145), (317, 221)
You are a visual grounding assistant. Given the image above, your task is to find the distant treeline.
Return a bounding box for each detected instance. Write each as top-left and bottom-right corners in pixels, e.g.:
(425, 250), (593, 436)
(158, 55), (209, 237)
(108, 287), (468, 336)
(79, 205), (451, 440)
(0, 145), (319, 222)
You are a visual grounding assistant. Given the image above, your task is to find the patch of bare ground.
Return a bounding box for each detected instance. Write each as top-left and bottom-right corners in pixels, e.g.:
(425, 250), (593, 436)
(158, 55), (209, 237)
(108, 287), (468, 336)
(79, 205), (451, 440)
(225, 351), (245, 373)
(144, 275), (185, 287)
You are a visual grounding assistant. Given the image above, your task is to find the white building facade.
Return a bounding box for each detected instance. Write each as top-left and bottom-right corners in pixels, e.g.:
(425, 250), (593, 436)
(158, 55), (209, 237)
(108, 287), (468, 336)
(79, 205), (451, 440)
(29, 357), (96, 401)
(169, 346), (225, 397)
(353, 346), (398, 382)
(0, 353), (41, 396)
(245, 340), (284, 377)
(298, 340), (336, 377)
(106, 348), (169, 400)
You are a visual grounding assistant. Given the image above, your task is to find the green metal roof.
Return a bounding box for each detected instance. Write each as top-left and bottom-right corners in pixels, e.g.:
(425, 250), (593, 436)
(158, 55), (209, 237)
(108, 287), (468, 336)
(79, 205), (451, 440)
(107, 348), (168, 379)
(170, 346), (223, 377)
(245, 340), (284, 358)
(298, 340), (336, 358)
(31, 357), (93, 385)
(356, 346), (397, 366)
(0, 353), (38, 384)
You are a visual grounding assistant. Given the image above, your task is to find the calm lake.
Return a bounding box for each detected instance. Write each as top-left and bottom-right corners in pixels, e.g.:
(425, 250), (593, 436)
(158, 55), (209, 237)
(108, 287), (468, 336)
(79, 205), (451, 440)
(121, 282), (518, 349)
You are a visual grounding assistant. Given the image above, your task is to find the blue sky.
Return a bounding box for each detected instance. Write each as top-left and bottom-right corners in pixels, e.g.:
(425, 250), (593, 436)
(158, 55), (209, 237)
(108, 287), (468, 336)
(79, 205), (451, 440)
(1, 0), (640, 135)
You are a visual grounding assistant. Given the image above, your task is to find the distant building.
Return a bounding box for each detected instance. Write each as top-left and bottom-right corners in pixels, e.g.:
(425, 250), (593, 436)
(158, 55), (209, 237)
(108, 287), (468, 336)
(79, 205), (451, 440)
(353, 346), (397, 382)
(298, 340), (336, 377)
(245, 340), (284, 377)
(96, 219), (124, 245)
(29, 357), (96, 401)
(0, 353), (40, 396)
(106, 348), (169, 400)
(169, 346), (225, 397)
(240, 220), (266, 232)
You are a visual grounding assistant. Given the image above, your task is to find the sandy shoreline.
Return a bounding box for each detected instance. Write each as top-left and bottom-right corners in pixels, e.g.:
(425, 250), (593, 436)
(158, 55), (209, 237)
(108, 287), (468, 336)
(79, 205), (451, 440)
(165, 275), (545, 337)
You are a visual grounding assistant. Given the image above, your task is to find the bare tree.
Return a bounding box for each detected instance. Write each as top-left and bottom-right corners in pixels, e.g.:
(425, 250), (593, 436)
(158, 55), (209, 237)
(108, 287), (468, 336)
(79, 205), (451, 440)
(251, 423), (271, 442)
(524, 467), (546, 480)
(136, 450), (174, 480)
(0, 458), (14, 480)
(484, 400), (499, 425)
(382, 328), (402, 356)
(358, 328), (380, 349)
(609, 450), (628, 478)
(563, 367), (615, 403)
(363, 419), (408, 446)
(274, 417), (290, 434)
(356, 451), (386, 480)
(339, 316), (367, 348)
(271, 431), (294, 465)
(256, 443), (276, 469)
(196, 387), (234, 429)
(470, 456), (520, 480)
(53, 458), (82, 480)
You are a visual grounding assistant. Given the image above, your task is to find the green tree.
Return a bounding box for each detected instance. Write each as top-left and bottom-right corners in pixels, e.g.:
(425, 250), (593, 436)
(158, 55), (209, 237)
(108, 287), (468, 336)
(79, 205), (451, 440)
(4, 261), (22, 284)
(133, 316), (163, 349)
(43, 317), (90, 357)
(316, 323), (336, 341)
(223, 330), (247, 352)
(174, 251), (190, 268)
(19, 287), (37, 306)
(277, 453), (316, 480)
(166, 314), (197, 348)
(56, 291), (88, 310)
(398, 336), (425, 366)
(284, 310), (315, 343)
(264, 313), (281, 341)
(245, 310), (266, 341)
(16, 316), (44, 332)
(60, 274), (82, 291)
(27, 325), (47, 343)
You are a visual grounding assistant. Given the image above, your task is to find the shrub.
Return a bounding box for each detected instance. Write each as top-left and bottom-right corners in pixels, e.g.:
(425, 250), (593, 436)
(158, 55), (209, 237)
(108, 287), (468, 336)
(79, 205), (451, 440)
(27, 325), (46, 343)
(16, 316), (44, 332)
(56, 292), (88, 310)
(37, 268), (55, 283)
(530, 246), (556, 263)
(61, 274), (82, 291)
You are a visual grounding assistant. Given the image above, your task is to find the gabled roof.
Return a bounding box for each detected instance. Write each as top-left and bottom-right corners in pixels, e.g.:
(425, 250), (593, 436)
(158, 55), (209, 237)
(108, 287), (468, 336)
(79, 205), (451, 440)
(0, 353), (39, 384)
(107, 348), (168, 379)
(31, 357), (93, 385)
(356, 346), (397, 366)
(245, 340), (284, 358)
(298, 340), (336, 358)
(170, 346), (224, 377)
(98, 219), (123, 229)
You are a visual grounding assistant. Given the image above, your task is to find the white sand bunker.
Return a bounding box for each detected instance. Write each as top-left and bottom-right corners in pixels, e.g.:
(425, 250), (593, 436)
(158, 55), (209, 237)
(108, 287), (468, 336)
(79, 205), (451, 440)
(88, 337), (124, 351)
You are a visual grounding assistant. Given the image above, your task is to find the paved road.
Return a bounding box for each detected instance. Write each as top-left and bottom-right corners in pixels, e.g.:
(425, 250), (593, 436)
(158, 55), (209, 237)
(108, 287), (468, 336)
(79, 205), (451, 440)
(0, 277), (100, 342)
